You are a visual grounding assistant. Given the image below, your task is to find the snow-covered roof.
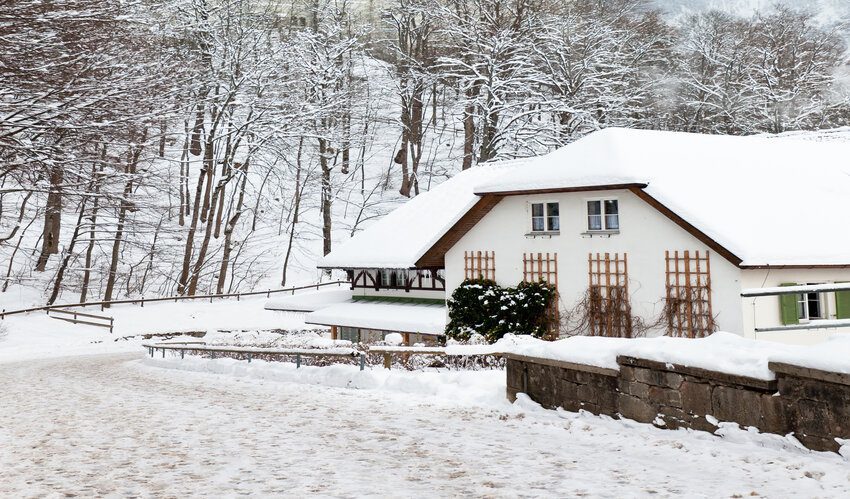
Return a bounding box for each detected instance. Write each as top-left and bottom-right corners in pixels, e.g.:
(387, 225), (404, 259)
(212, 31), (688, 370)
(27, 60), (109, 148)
(322, 127), (850, 269)
(320, 160), (522, 269)
(474, 128), (850, 267)
(264, 288), (352, 312)
(305, 301), (447, 334)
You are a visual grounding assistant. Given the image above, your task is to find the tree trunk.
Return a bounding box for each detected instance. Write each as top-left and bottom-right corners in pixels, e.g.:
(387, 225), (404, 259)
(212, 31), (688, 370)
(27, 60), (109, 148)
(80, 154), (104, 303)
(462, 86), (477, 170)
(281, 138), (304, 287)
(319, 136), (332, 258)
(103, 132), (146, 306)
(35, 165), (63, 271)
(177, 146), (209, 294)
(187, 172), (228, 295)
(47, 196), (88, 305)
(216, 160), (248, 294)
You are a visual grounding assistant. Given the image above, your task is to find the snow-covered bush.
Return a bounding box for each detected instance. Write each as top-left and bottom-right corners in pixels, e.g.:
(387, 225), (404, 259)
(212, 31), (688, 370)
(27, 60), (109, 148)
(445, 279), (557, 343)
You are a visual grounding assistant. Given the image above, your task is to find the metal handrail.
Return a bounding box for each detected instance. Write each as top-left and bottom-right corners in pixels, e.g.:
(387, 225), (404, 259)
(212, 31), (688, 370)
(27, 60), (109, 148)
(143, 342), (367, 370)
(143, 342), (503, 372)
(48, 308), (114, 334)
(0, 280), (348, 319)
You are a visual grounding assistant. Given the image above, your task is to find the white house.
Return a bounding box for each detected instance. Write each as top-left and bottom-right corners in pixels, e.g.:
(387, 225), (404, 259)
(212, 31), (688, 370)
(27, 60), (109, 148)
(276, 128), (850, 345)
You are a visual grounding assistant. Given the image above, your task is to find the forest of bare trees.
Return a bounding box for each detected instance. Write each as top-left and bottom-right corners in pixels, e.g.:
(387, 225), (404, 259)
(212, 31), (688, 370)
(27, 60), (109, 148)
(1, 0), (848, 305)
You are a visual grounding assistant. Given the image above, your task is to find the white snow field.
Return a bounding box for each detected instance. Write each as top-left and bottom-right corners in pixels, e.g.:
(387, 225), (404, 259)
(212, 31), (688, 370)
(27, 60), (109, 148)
(0, 295), (312, 363)
(1, 353), (849, 497)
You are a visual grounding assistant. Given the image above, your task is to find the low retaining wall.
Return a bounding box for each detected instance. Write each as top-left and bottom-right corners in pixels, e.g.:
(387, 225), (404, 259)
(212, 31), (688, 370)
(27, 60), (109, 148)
(505, 354), (850, 453)
(506, 354), (619, 417)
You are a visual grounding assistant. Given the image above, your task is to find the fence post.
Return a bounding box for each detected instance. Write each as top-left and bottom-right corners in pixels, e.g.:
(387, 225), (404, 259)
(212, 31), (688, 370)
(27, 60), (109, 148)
(181, 349), (185, 359)
(247, 353), (251, 363)
(359, 353), (366, 371)
(296, 354), (301, 368)
(162, 348), (165, 358)
(383, 353), (392, 370)
(141, 297), (144, 308)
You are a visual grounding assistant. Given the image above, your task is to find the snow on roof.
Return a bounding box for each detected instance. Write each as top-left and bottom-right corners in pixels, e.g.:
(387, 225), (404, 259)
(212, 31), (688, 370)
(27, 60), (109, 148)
(475, 128), (850, 266)
(320, 160), (522, 269)
(305, 301), (447, 334)
(264, 288), (352, 312)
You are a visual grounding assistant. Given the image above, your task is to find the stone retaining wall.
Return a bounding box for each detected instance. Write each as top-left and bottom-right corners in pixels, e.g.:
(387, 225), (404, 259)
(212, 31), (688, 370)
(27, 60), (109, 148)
(505, 354), (850, 453)
(506, 354), (618, 417)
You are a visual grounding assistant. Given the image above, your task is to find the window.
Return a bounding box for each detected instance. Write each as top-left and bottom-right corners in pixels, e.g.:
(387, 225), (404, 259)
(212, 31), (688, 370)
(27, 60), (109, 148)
(380, 270), (396, 287)
(797, 286), (824, 321)
(587, 199), (619, 231)
(531, 202), (559, 232)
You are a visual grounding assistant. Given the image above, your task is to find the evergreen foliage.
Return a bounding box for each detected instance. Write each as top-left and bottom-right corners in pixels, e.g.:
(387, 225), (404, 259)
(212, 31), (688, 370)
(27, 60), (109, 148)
(445, 278), (557, 343)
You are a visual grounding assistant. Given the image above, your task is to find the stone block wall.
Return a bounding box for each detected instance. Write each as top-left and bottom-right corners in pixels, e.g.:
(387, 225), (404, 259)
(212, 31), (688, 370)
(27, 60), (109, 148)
(505, 353), (850, 453)
(506, 354), (618, 417)
(771, 362), (850, 452)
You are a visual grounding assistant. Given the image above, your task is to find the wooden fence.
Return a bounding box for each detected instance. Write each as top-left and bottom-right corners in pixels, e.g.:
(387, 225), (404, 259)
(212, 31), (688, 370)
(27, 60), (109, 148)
(0, 280), (347, 319)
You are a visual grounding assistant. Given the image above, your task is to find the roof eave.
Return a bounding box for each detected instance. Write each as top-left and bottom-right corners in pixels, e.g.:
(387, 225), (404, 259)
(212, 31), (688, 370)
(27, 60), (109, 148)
(473, 182), (648, 197)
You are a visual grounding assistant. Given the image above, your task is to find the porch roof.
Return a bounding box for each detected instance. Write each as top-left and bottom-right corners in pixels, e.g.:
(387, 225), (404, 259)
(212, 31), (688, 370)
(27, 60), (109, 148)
(305, 301), (447, 335)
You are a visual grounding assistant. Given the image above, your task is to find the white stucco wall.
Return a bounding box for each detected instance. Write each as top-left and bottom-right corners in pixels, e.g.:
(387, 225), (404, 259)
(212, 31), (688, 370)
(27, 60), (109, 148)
(444, 189), (745, 337)
(741, 269), (850, 345)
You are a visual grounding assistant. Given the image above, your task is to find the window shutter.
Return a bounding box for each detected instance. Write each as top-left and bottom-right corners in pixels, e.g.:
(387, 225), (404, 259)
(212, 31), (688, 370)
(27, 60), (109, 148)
(779, 283), (799, 325)
(835, 282), (850, 319)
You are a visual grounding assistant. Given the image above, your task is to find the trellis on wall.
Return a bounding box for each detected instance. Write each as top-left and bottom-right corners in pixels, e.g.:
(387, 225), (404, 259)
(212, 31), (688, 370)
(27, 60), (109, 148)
(522, 252), (558, 287)
(523, 252), (559, 339)
(587, 252), (633, 338)
(464, 250), (496, 280)
(665, 250), (715, 338)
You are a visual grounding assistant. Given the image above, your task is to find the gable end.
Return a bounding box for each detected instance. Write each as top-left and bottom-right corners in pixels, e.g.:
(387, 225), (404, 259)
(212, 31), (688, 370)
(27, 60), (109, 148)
(415, 195), (504, 268)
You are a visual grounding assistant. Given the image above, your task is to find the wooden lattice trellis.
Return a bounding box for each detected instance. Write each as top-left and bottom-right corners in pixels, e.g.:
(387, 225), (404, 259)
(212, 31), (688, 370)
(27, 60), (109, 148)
(464, 250), (496, 280)
(665, 250), (715, 338)
(587, 252), (633, 338)
(523, 252), (559, 339)
(522, 252), (558, 287)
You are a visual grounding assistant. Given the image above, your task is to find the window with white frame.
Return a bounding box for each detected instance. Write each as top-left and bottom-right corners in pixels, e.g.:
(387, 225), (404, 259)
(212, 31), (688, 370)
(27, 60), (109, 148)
(587, 199), (619, 231)
(797, 286), (825, 320)
(379, 269), (394, 287)
(531, 202), (559, 232)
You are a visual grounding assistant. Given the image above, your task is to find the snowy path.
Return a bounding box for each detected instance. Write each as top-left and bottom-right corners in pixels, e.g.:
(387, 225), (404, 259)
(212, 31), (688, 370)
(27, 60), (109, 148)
(1, 354), (849, 497)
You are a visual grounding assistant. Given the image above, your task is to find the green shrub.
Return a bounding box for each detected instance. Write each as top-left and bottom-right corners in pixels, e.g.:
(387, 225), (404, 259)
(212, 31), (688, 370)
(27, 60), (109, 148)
(445, 278), (557, 343)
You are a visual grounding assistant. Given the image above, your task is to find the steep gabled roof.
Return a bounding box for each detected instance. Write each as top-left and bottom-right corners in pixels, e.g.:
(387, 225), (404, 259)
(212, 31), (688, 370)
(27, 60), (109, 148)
(321, 127), (850, 270)
(475, 128), (850, 267)
(319, 160), (523, 269)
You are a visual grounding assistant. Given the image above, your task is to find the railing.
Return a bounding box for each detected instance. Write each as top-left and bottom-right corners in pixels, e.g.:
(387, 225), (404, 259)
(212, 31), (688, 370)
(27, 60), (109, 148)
(48, 309), (114, 333)
(742, 283), (850, 333)
(143, 342), (367, 370)
(144, 342), (504, 371)
(0, 280), (347, 319)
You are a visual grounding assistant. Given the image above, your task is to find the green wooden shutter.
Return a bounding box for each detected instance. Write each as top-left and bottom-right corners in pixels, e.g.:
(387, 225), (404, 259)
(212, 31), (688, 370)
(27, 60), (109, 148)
(779, 283), (799, 325)
(835, 282), (850, 319)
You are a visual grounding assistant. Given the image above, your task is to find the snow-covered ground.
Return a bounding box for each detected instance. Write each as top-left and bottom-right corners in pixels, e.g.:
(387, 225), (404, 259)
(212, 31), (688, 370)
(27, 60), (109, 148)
(0, 296), (311, 363)
(1, 352), (849, 497)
